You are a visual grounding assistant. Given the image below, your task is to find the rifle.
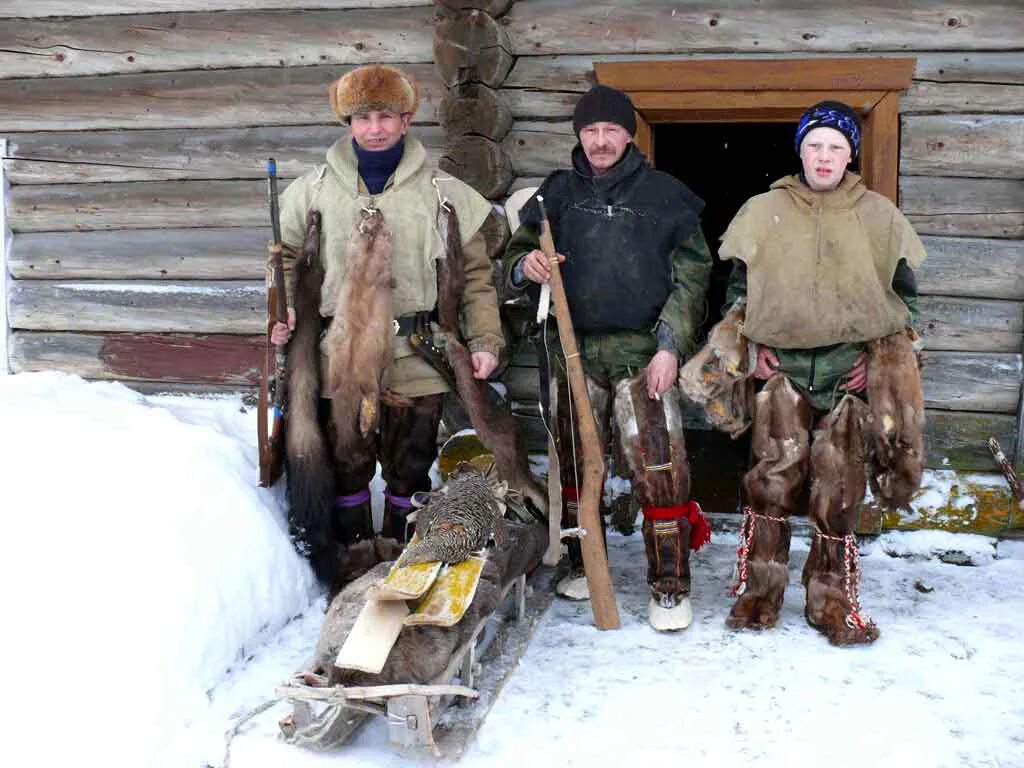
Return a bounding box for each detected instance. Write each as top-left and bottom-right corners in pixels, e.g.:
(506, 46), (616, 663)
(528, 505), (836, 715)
(536, 195), (621, 630)
(258, 157), (289, 487)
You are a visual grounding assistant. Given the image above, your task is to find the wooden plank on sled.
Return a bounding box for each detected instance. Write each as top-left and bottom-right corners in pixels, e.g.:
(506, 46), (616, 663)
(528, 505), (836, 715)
(334, 598), (409, 675)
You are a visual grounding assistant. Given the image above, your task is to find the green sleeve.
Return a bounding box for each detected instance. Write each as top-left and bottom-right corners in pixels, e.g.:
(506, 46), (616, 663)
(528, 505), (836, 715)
(501, 222), (541, 293)
(657, 228), (713, 358)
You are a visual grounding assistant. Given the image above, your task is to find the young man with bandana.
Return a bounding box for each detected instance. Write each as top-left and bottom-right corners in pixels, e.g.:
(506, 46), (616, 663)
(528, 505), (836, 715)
(270, 65), (503, 591)
(504, 85), (713, 631)
(716, 100), (927, 645)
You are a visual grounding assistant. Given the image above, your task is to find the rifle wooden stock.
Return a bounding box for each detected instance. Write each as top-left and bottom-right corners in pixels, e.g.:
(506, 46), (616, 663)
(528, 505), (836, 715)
(259, 157), (288, 487)
(536, 196), (620, 631)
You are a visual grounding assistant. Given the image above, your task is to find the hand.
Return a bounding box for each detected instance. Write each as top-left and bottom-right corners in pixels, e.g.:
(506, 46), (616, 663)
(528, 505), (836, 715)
(270, 307), (295, 346)
(645, 349), (678, 399)
(753, 344), (779, 380)
(840, 351), (868, 392)
(471, 351), (499, 380)
(520, 248), (566, 284)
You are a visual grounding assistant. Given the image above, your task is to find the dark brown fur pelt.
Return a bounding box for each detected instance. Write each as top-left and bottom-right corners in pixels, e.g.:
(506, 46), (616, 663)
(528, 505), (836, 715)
(327, 209), (395, 459)
(437, 206), (548, 518)
(744, 374), (812, 516)
(807, 395), (869, 534)
(612, 371), (689, 508)
(312, 520), (547, 685)
(284, 210), (342, 588)
(865, 330), (925, 509)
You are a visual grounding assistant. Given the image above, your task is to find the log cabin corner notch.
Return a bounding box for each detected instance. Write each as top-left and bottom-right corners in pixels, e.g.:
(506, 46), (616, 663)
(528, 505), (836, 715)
(594, 57), (917, 203)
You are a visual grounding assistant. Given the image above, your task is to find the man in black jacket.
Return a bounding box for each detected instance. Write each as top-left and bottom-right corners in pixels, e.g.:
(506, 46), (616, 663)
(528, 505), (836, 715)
(503, 85), (713, 631)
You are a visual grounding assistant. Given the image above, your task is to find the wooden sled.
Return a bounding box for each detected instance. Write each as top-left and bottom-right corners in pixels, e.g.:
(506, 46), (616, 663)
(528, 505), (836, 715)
(277, 570), (548, 757)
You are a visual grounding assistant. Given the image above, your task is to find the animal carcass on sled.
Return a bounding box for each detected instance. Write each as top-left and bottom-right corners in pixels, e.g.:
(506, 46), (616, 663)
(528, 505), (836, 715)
(276, 464), (550, 757)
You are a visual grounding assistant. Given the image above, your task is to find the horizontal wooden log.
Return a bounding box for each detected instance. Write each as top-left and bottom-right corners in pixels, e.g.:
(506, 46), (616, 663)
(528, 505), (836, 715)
(901, 176), (1024, 239)
(8, 180), (268, 232)
(8, 228), (269, 279)
(435, 0), (514, 16)
(902, 81), (1024, 114)
(8, 279), (265, 333)
(902, 115), (1024, 179)
(9, 331), (263, 385)
(0, 1), (432, 17)
(504, 1), (1024, 55)
(923, 410), (1018, 471)
(502, 127), (574, 178)
(506, 52), (1024, 93)
(0, 8), (433, 79)
(918, 297), (1023, 353)
(0, 64), (441, 132)
(4, 125), (446, 185)
(917, 236), (1024, 300)
(922, 352), (1021, 413)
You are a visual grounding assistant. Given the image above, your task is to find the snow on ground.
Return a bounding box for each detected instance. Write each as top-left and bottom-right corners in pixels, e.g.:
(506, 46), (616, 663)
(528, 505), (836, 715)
(2, 372), (1023, 768)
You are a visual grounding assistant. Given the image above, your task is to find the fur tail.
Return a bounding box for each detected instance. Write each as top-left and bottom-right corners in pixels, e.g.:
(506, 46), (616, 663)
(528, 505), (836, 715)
(284, 211), (343, 588)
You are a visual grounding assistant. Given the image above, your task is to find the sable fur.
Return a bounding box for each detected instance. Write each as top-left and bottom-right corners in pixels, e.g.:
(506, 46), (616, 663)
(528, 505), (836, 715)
(327, 209), (395, 460)
(865, 330), (925, 508)
(284, 210), (342, 589)
(678, 299), (753, 437)
(436, 206), (548, 519)
(328, 64), (419, 121)
(802, 396), (878, 646)
(726, 374), (810, 631)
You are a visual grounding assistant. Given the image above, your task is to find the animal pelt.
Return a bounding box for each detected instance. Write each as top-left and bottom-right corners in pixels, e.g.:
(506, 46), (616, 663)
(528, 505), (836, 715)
(802, 532), (880, 646)
(807, 395), (869, 534)
(678, 298), (753, 437)
(310, 519), (548, 685)
(435, 205), (548, 519)
(612, 371), (689, 508)
(744, 374), (812, 517)
(865, 329), (925, 509)
(326, 208), (395, 458)
(284, 210), (342, 588)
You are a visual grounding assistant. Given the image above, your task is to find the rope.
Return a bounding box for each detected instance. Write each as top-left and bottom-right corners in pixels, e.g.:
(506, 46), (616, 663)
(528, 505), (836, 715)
(731, 506), (786, 597)
(814, 530), (872, 631)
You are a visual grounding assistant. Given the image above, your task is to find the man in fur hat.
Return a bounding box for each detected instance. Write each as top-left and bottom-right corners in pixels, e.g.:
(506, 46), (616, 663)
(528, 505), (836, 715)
(270, 64), (503, 592)
(503, 85), (713, 631)
(713, 100), (926, 645)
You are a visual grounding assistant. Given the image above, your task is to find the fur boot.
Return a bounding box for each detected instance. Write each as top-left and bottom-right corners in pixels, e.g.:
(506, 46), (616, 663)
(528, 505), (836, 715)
(642, 517), (693, 631)
(727, 375), (810, 630)
(803, 395), (879, 645)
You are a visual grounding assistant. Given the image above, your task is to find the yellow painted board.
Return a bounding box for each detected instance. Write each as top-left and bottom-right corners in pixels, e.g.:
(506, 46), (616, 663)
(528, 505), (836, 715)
(334, 598), (410, 674)
(405, 552), (487, 628)
(369, 559), (443, 601)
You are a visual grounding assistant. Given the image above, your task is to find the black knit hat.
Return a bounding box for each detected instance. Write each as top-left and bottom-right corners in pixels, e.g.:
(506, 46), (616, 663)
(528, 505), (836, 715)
(572, 85), (637, 136)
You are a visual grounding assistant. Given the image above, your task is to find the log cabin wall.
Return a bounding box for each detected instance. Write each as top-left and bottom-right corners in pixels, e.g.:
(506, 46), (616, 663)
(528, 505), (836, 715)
(0, 0), (442, 393)
(453, 0), (1023, 473)
(1, 1), (1022, 475)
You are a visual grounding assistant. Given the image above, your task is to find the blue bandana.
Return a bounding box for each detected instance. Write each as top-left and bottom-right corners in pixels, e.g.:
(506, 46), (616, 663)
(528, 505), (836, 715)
(794, 103), (861, 158)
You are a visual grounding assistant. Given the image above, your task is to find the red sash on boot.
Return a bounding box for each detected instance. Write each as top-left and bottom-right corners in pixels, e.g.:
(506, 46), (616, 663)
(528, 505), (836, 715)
(642, 501), (712, 551)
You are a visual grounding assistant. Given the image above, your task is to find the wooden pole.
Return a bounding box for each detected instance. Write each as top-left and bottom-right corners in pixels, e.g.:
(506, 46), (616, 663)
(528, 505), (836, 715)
(536, 196), (620, 631)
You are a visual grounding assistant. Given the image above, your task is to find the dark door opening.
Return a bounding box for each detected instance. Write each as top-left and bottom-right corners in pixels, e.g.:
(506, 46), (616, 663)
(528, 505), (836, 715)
(655, 122), (805, 513)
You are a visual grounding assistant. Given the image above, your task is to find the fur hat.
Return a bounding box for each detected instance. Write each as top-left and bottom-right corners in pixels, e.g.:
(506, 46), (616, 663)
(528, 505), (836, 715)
(572, 85), (637, 136)
(795, 100), (861, 158)
(328, 64), (419, 122)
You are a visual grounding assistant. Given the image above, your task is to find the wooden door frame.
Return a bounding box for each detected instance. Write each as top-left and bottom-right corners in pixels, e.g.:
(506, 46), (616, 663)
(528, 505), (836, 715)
(595, 58), (916, 203)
